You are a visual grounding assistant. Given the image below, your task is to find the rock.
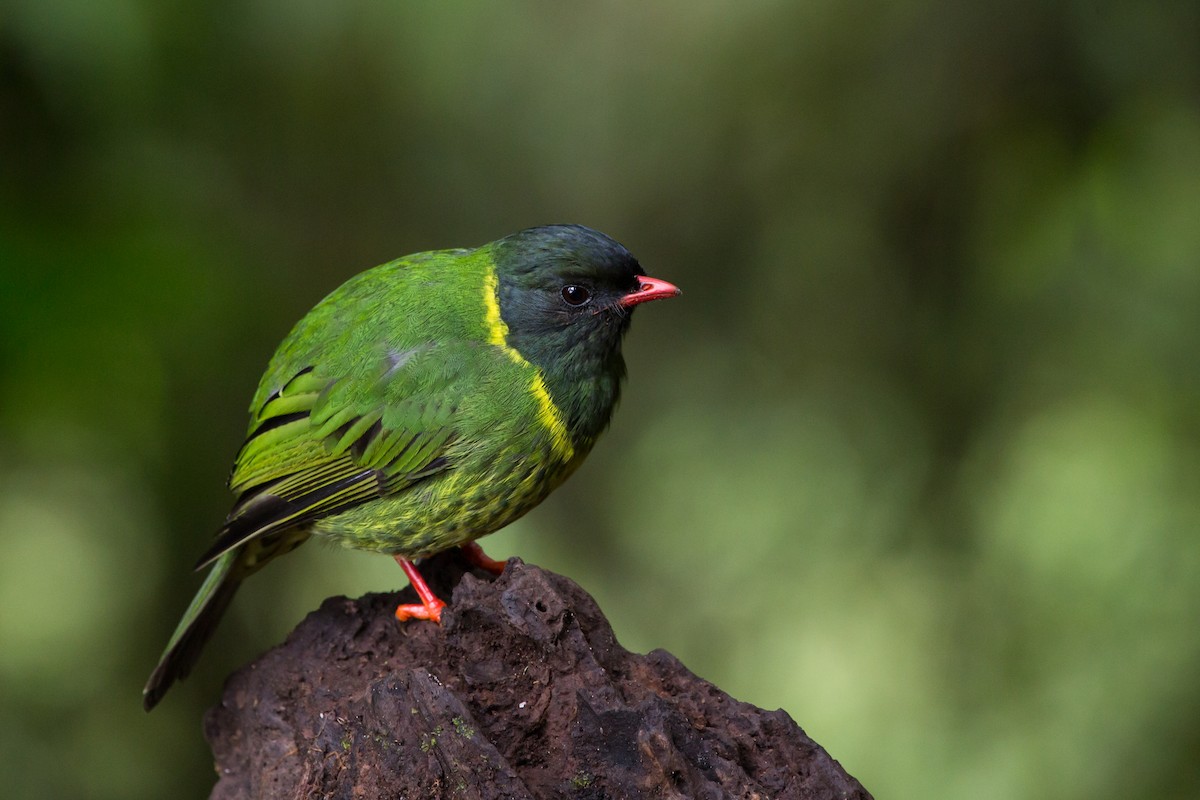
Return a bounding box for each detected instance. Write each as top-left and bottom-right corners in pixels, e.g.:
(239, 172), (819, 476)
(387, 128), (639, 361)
(205, 550), (872, 799)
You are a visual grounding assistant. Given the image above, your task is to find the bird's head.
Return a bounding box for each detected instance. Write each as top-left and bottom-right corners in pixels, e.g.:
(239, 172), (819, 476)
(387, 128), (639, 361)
(492, 224), (679, 371)
(490, 224), (679, 439)
(492, 224), (678, 359)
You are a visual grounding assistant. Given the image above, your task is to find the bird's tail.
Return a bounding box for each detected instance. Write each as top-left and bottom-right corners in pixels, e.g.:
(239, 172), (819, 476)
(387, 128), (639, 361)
(143, 548), (244, 711)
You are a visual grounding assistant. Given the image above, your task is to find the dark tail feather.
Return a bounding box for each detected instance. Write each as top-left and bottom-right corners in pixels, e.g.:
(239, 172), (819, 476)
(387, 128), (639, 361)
(143, 549), (243, 711)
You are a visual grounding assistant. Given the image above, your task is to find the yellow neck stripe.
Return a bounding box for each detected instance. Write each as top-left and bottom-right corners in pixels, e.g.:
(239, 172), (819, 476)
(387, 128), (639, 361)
(484, 271), (575, 461)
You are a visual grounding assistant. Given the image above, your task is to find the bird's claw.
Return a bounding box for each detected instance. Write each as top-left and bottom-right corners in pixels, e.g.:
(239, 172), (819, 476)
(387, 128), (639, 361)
(395, 598), (445, 623)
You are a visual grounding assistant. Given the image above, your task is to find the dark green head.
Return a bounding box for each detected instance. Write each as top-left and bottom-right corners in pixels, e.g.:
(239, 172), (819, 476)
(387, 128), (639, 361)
(492, 224), (679, 445)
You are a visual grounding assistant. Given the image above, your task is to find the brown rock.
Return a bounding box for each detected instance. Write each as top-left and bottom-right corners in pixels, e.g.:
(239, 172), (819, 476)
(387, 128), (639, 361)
(205, 551), (872, 799)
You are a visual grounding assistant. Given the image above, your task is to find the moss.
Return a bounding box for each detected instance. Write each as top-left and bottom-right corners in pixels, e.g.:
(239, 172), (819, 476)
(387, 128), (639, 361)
(420, 726), (443, 752)
(451, 716), (475, 739)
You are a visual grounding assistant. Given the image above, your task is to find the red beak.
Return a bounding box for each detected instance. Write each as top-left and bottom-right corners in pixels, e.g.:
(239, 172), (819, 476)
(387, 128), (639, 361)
(620, 276), (682, 308)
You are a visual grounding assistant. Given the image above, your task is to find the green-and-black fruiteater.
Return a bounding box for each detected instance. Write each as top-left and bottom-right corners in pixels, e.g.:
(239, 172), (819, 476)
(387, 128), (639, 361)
(143, 224), (680, 710)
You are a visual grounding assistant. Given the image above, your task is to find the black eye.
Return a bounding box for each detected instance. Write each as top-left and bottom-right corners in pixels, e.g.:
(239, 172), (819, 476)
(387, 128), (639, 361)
(561, 285), (591, 306)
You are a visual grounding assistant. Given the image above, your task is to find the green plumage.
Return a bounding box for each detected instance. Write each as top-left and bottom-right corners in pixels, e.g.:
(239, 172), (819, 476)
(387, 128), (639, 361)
(144, 225), (678, 710)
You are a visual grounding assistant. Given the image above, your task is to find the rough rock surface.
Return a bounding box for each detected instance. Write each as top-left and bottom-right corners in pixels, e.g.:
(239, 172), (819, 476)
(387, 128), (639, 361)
(205, 551), (872, 799)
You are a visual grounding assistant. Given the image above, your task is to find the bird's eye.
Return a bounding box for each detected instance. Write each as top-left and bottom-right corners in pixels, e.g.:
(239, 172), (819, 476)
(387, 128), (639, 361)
(561, 285), (591, 306)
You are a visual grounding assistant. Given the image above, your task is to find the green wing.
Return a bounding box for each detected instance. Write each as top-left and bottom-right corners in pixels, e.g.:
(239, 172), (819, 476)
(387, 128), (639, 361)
(193, 347), (458, 569)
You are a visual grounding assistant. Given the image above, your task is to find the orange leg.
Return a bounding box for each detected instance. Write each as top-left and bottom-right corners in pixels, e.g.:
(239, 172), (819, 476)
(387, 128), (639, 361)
(393, 557), (446, 623)
(460, 541), (507, 575)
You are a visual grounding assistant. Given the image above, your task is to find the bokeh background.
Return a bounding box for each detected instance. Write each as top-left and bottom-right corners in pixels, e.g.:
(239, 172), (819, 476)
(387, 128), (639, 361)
(3, 2), (1199, 798)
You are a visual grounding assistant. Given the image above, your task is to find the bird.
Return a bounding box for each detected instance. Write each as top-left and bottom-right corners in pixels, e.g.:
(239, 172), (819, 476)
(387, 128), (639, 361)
(143, 224), (680, 710)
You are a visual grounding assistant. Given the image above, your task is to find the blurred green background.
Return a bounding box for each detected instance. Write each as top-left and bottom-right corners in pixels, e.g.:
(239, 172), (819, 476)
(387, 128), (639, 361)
(3, 2), (1199, 798)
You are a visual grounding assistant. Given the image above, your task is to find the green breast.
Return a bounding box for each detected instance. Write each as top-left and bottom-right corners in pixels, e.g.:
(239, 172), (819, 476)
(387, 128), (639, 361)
(308, 340), (587, 555)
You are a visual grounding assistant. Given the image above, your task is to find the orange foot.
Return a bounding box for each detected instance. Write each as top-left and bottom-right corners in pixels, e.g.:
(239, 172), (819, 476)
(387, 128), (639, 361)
(460, 541), (507, 575)
(393, 556), (447, 623)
